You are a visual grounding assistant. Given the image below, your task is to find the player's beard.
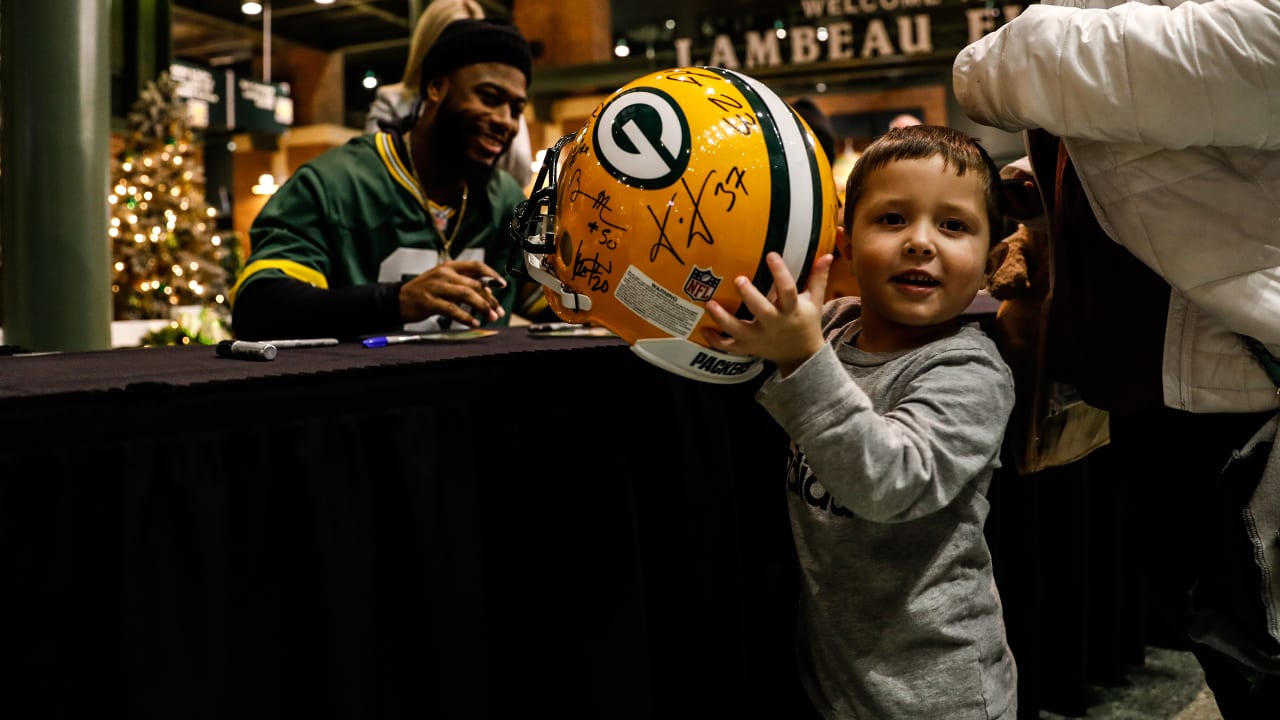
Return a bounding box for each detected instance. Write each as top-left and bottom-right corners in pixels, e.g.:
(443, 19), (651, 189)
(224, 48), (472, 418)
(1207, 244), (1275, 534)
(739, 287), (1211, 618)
(429, 101), (497, 191)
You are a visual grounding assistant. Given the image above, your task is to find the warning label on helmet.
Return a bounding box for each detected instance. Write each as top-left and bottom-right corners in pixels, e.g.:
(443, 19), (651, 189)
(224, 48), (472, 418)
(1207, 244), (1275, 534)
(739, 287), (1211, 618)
(616, 265), (703, 338)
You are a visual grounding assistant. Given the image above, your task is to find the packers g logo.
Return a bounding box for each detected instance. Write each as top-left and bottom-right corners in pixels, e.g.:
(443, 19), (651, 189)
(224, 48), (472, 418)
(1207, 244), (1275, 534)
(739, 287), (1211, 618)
(593, 87), (691, 190)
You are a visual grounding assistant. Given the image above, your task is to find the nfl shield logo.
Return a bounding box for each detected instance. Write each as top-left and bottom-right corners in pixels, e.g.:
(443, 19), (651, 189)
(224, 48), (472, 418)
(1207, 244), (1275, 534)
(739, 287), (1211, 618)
(683, 266), (721, 302)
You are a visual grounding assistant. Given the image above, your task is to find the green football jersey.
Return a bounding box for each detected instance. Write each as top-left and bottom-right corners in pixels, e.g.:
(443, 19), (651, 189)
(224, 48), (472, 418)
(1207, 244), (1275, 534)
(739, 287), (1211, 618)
(231, 131), (526, 327)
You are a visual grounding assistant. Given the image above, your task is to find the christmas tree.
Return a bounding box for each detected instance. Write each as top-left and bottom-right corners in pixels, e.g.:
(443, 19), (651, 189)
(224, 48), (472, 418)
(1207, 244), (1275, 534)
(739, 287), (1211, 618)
(109, 70), (237, 342)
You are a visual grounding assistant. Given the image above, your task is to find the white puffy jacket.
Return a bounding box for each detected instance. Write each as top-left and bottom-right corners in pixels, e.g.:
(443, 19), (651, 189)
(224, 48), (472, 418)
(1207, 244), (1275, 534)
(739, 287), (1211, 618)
(953, 0), (1280, 413)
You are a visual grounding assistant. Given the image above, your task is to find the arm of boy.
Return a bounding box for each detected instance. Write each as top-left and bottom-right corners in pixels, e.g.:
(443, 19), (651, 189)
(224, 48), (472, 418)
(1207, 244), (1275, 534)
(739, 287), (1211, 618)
(701, 252), (834, 376)
(760, 340), (1014, 522)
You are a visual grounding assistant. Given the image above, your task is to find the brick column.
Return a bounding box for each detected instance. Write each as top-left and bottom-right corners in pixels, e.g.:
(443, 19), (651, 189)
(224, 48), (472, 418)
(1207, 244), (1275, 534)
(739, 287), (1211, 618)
(276, 45), (346, 127)
(515, 0), (612, 68)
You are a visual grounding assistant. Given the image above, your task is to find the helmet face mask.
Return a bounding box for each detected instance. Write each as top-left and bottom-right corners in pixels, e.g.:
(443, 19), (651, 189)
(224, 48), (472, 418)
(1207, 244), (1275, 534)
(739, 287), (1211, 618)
(511, 67), (836, 384)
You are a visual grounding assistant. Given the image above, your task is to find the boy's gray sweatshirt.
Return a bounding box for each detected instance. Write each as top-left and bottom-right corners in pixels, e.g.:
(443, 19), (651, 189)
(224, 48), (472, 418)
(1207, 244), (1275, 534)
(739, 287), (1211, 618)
(757, 298), (1017, 719)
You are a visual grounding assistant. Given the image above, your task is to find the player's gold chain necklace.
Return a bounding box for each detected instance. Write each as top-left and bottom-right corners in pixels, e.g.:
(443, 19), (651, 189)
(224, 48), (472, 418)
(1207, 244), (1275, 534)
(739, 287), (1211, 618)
(425, 185), (468, 259)
(406, 129), (467, 260)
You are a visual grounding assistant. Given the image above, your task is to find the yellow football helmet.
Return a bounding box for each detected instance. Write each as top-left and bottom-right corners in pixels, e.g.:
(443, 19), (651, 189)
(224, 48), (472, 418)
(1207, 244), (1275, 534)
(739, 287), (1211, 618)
(512, 67), (836, 384)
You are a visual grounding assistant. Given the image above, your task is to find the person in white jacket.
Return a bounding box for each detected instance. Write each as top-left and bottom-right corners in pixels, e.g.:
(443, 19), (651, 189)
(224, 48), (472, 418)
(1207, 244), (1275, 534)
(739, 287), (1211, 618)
(953, 1), (1280, 717)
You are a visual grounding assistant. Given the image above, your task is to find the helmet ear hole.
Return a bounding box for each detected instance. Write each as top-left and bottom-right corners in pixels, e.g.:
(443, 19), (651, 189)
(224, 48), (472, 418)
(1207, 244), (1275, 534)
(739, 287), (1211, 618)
(557, 230), (573, 267)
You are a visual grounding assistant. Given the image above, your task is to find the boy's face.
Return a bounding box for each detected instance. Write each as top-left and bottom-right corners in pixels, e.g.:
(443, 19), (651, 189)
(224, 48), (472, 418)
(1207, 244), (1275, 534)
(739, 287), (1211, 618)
(837, 155), (990, 352)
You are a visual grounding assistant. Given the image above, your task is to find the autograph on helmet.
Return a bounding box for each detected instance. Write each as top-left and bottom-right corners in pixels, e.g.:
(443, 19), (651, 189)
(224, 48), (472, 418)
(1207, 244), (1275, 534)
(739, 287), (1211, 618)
(643, 167), (750, 266)
(564, 165), (624, 251)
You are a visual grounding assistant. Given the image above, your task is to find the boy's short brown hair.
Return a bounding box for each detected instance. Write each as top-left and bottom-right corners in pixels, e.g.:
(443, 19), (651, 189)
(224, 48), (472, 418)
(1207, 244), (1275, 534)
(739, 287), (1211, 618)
(842, 125), (1005, 246)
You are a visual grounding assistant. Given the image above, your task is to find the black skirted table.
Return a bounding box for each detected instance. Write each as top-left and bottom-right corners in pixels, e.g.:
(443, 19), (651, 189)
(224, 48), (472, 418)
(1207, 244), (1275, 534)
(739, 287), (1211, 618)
(0, 326), (1142, 719)
(0, 329), (799, 719)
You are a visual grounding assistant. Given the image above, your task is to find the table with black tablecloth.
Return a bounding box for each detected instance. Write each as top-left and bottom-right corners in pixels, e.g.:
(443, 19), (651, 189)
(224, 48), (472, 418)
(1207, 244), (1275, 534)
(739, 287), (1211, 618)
(0, 326), (1142, 719)
(0, 329), (801, 719)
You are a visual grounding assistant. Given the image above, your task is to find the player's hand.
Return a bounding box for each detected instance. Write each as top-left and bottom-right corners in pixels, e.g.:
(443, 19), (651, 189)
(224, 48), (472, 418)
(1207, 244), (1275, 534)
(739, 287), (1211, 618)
(399, 260), (507, 327)
(700, 252), (832, 377)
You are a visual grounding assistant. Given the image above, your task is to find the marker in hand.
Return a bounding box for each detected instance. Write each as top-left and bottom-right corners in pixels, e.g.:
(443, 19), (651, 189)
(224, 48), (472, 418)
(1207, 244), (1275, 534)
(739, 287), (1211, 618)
(440, 276), (505, 330)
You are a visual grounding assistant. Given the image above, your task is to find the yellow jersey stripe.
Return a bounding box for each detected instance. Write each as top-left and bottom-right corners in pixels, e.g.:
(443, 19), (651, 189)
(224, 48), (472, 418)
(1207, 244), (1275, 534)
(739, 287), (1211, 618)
(375, 132), (427, 210)
(229, 259), (329, 305)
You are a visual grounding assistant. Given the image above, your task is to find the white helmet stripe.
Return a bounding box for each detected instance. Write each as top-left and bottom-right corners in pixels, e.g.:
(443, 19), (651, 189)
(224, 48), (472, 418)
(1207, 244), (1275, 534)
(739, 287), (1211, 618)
(723, 69), (820, 286)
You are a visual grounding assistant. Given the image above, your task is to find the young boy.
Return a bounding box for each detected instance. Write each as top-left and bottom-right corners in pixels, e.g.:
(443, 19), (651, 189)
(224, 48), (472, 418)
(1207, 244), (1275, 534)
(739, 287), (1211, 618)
(703, 125), (1016, 719)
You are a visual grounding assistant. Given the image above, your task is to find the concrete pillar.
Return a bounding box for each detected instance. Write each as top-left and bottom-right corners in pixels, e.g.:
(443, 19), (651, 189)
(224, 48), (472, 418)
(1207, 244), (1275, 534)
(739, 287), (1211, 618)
(2, 0), (112, 351)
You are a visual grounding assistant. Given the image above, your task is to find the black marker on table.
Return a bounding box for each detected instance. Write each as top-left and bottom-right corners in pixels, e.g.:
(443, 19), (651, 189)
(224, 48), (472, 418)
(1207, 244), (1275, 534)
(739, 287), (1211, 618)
(215, 340), (278, 361)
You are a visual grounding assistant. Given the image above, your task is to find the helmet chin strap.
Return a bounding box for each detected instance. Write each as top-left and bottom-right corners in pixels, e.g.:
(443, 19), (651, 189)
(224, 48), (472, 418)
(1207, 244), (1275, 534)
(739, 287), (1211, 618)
(522, 252), (592, 312)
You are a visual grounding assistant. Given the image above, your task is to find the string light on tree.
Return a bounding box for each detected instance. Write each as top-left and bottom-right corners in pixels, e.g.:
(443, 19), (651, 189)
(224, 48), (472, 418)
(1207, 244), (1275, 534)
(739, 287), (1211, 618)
(108, 70), (239, 343)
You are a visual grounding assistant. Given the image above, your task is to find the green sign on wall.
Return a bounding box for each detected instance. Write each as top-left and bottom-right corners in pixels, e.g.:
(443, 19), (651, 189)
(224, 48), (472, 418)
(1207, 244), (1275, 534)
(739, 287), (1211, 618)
(234, 77), (293, 135)
(171, 60), (228, 130)
(170, 60), (292, 134)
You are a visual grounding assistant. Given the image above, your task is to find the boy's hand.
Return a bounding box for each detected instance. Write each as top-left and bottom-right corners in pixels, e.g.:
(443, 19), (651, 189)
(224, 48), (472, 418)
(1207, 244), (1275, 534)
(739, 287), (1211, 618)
(701, 252), (833, 377)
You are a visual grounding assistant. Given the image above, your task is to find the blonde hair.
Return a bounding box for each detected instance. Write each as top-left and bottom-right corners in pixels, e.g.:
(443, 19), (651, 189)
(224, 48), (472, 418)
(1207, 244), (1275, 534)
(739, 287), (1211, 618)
(400, 0), (485, 96)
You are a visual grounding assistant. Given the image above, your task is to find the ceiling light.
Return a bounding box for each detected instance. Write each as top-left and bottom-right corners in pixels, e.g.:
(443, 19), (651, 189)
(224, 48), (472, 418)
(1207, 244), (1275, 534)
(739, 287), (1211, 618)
(252, 173), (279, 196)
(241, 2), (263, 15)
(362, 71), (379, 89)
(314, 0), (336, 4)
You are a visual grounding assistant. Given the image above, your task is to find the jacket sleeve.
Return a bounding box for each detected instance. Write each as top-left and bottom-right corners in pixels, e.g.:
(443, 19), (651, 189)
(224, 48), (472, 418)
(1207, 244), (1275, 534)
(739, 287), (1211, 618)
(231, 165), (404, 340)
(953, 0), (1280, 150)
(231, 277), (404, 341)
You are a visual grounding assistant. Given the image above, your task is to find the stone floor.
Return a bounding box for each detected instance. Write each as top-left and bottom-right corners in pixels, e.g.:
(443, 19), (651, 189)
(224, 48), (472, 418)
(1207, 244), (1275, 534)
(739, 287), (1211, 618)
(1040, 648), (1222, 720)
